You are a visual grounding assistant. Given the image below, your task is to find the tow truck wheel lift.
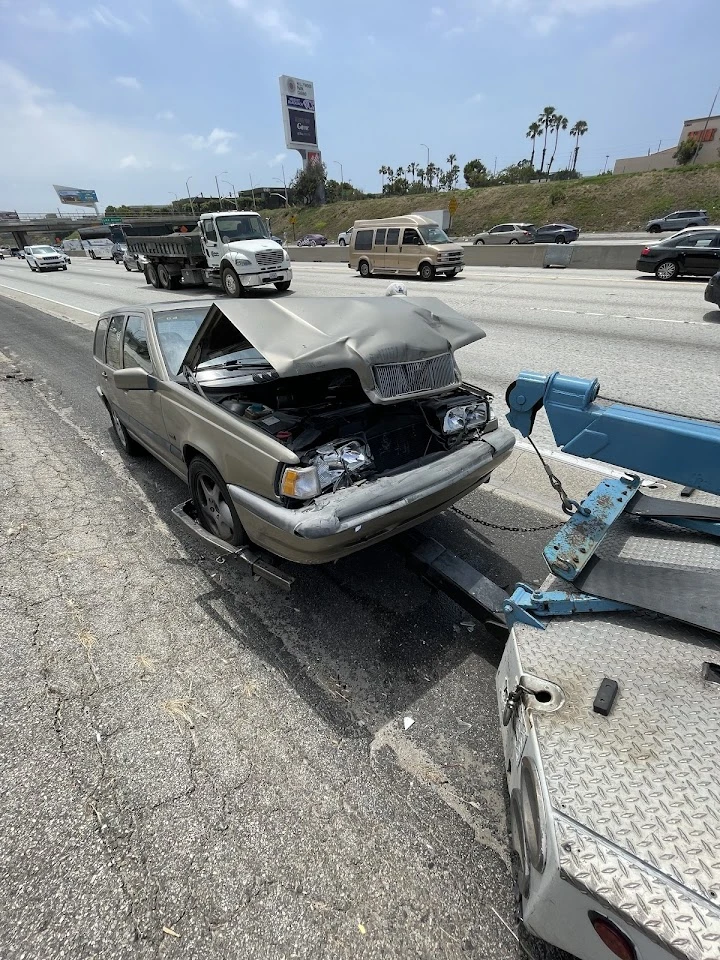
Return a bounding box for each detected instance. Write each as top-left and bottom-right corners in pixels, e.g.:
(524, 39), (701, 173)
(173, 370), (720, 960)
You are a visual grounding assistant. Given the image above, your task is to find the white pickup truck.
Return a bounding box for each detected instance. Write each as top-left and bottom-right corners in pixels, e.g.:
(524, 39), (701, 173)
(126, 211), (292, 297)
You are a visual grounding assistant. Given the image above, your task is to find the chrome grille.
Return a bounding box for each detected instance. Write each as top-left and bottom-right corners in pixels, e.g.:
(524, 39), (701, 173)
(255, 249), (284, 268)
(372, 353), (456, 399)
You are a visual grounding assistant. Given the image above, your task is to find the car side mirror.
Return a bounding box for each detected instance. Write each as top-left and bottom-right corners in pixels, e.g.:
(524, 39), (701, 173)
(114, 367), (154, 391)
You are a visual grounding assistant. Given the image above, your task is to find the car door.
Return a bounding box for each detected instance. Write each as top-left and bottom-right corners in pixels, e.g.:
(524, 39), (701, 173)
(398, 227), (423, 273)
(488, 225), (510, 245)
(372, 227), (389, 272)
(678, 232), (720, 275)
(116, 313), (172, 461)
(384, 227), (401, 272)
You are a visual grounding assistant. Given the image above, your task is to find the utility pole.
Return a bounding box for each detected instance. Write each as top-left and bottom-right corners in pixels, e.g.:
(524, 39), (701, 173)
(603, 155), (609, 173)
(214, 171), (227, 210)
(249, 173), (257, 208)
(185, 176), (195, 216)
(691, 82), (720, 165)
(222, 180), (238, 210)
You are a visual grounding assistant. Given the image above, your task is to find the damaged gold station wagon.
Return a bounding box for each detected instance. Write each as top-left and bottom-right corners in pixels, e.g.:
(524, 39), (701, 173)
(94, 296), (515, 564)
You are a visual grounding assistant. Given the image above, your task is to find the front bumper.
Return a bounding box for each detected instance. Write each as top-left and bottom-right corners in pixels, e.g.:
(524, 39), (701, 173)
(240, 265), (292, 287)
(436, 262), (464, 274)
(228, 427), (514, 564)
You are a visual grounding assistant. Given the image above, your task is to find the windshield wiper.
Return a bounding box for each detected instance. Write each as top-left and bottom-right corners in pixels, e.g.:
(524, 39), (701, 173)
(199, 359), (272, 371)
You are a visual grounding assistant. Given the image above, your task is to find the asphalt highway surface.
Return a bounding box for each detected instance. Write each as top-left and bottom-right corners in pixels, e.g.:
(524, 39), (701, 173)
(1, 255), (718, 960)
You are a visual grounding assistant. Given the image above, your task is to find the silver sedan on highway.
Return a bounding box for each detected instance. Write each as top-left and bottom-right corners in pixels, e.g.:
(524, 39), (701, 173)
(472, 224), (535, 245)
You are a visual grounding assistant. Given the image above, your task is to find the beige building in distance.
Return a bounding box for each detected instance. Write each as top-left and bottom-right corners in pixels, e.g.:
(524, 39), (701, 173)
(614, 114), (720, 174)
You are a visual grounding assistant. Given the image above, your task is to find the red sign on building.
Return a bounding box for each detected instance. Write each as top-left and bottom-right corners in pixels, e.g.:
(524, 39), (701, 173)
(688, 128), (717, 143)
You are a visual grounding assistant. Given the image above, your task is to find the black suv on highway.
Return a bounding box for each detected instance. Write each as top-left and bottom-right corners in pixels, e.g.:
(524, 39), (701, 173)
(636, 228), (720, 280)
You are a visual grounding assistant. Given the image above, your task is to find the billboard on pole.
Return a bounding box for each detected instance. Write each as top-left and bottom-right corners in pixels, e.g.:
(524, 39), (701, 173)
(53, 185), (99, 206)
(279, 76), (318, 152)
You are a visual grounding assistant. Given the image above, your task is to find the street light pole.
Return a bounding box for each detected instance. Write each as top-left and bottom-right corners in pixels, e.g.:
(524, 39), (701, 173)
(334, 160), (344, 200)
(214, 171), (227, 210)
(421, 143), (430, 189)
(249, 173), (257, 208)
(185, 177), (195, 216)
(273, 178), (288, 207)
(221, 180), (238, 210)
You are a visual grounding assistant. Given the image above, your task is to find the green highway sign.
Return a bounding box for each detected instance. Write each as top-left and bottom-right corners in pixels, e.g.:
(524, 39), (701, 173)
(102, 216), (122, 224)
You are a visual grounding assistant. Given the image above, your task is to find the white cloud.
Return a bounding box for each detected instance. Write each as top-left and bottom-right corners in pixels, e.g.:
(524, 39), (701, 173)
(119, 154), (150, 169)
(474, 0), (658, 34)
(269, 152), (287, 167)
(156, 110), (175, 121)
(431, 5), (445, 14)
(182, 127), (237, 155)
(227, 0), (320, 50)
(115, 76), (141, 90)
(466, 92), (485, 104)
(92, 4), (132, 32)
(17, 5), (89, 32)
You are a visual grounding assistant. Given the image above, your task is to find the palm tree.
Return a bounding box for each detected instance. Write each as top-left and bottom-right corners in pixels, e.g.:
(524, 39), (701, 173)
(526, 121), (542, 169)
(396, 166), (405, 181)
(426, 161), (437, 190)
(537, 105), (556, 175)
(407, 161), (416, 182)
(378, 165), (388, 189)
(569, 120), (588, 171)
(446, 153), (457, 172)
(417, 167), (426, 188)
(546, 114), (568, 178)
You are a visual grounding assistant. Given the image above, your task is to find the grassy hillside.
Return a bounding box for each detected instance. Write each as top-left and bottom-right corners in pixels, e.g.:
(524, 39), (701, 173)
(262, 163), (720, 239)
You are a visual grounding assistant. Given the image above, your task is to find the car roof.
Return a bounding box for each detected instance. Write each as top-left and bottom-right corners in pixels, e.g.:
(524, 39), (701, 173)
(97, 299), (216, 321)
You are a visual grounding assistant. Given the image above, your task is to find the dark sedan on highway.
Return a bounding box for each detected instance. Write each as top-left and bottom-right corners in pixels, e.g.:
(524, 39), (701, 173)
(93, 296), (513, 563)
(532, 223), (579, 244)
(705, 271), (720, 308)
(297, 234), (328, 247)
(636, 228), (720, 280)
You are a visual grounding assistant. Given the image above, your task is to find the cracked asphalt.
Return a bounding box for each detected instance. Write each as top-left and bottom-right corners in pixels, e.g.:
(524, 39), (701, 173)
(0, 294), (573, 960)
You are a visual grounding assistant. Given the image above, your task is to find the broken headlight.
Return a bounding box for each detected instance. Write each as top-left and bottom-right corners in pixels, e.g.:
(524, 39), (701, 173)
(442, 400), (492, 435)
(312, 440), (374, 491)
(280, 465), (322, 500)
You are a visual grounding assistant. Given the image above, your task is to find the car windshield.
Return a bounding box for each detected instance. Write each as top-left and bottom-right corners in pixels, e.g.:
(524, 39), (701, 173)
(215, 216), (269, 243)
(32, 246), (56, 255)
(153, 307), (270, 376)
(418, 225), (450, 245)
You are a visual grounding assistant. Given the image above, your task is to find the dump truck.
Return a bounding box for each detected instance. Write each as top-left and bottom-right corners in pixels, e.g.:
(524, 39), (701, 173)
(126, 211), (292, 297)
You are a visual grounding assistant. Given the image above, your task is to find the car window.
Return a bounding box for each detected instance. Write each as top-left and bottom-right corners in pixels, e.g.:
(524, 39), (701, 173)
(123, 315), (153, 373)
(105, 315), (125, 370)
(374, 228), (386, 246)
(402, 229), (421, 245)
(153, 306), (209, 374)
(94, 317), (109, 359)
(203, 219), (218, 242)
(354, 229), (373, 251)
(386, 228), (400, 245)
(677, 233), (718, 248)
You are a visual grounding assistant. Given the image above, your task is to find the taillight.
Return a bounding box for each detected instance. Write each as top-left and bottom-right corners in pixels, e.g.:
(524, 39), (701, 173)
(523, 231), (531, 237)
(640, 246), (650, 255)
(589, 914), (636, 960)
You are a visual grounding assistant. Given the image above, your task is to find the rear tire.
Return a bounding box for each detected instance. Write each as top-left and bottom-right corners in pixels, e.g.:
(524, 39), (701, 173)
(419, 262), (435, 281)
(555, 235), (567, 244)
(146, 263), (161, 288)
(275, 280), (291, 291)
(109, 404), (142, 456)
(655, 259), (679, 280)
(339, 238), (346, 246)
(509, 239), (519, 245)
(222, 266), (243, 297)
(189, 457), (246, 546)
(90, 251), (96, 259)
(124, 263), (131, 271)
(359, 260), (371, 278)
(157, 263), (174, 290)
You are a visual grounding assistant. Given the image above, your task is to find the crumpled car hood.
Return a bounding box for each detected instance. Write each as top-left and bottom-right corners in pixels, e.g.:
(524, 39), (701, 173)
(182, 297), (485, 398)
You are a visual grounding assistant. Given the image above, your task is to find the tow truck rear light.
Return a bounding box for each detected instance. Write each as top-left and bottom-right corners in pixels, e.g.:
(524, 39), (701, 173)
(589, 913), (636, 960)
(640, 246), (650, 255)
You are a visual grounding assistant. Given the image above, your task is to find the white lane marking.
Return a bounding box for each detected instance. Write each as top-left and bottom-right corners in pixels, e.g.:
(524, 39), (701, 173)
(0, 282), (99, 315)
(526, 304), (700, 326)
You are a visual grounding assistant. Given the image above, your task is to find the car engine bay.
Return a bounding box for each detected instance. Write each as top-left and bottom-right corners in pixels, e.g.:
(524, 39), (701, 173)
(203, 369), (496, 500)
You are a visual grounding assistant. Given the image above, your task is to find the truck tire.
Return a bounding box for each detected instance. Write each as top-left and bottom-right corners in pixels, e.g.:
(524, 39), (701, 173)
(222, 267), (243, 298)
(146, 263), (161, 288)
(274, 280), (291, 291)
(157, 264), (180, 290)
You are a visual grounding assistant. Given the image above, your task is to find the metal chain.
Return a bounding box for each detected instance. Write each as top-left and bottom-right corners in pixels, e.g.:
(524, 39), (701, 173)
(527, 436), (585, 516)
(451, 505), (561, 533)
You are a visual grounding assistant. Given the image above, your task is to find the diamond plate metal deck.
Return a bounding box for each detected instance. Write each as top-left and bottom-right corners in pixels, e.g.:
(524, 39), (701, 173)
(514, 512), (720, 958)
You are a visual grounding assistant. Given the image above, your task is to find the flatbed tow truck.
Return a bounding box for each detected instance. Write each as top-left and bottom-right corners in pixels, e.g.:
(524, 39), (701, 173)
(173, 368), (720, 960)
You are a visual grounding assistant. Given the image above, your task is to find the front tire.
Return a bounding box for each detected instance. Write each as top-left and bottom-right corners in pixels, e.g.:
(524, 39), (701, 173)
(189, 457), (246, 546)
(275, 280), (291, 291)
(124, 263), (131, 271)
(648, 225), (662, 234)
(474, 238), (485, 245)
(222, 267), (243, 298)
(359, 260), (371, 278)
(339, 238), (346, 246)
(419, 262), (435, 281)
(655, 259), (679, 280)
(90, 251), (96, 259)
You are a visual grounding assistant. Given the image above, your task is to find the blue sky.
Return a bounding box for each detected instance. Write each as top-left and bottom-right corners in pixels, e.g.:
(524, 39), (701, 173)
(1, 0), (718, 212)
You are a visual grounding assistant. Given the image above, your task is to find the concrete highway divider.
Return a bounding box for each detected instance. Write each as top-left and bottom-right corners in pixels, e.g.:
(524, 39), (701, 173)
(288, 243), (645, 271)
